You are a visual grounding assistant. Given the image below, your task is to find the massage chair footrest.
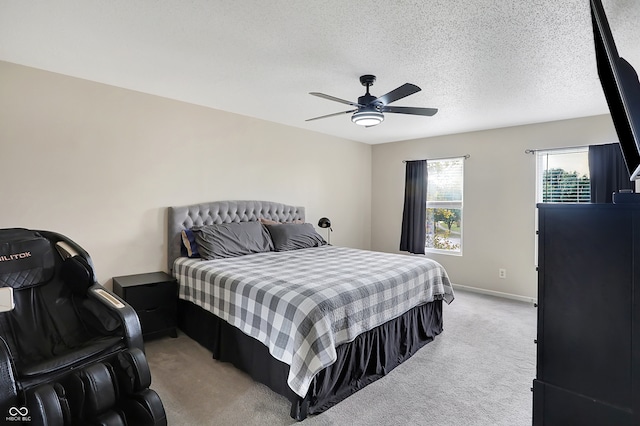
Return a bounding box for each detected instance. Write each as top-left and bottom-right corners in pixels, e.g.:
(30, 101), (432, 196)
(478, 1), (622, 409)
(24, 349), (166, 425)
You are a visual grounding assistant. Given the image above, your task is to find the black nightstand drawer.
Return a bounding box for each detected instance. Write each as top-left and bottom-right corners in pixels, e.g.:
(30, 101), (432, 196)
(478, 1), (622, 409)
(137, 307), (176, 338)
(124, 281), (176, 311)
(112, 272), (178, 341)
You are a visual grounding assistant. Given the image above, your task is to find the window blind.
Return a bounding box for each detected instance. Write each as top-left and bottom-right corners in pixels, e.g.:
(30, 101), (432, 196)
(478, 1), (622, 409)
(425, 157), (464, 254)
(427, 158), (464, 207)
(536, 148), (590, 203)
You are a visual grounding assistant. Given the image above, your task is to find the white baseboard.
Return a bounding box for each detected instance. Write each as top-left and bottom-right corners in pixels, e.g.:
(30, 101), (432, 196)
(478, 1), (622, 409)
(452, 283), (537, 305)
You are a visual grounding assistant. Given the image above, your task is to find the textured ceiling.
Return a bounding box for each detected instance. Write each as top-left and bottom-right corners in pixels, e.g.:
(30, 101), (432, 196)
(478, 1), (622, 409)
(1, 0), (639, 144)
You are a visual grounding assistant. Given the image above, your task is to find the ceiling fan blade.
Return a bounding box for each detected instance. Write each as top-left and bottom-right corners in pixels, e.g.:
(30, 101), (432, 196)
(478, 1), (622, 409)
(306, 109), (358, 122)
(309, 92), (363, 107)
(374, 83), (421, 106)
(382, 106), (438, 116)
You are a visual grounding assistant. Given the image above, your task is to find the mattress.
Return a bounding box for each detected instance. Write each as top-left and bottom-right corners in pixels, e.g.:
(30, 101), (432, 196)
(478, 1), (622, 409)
(173, 245), (454, 398)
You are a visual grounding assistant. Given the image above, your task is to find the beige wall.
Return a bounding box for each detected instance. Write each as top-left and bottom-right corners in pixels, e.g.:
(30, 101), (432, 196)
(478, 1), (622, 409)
(1, 60), (623, 300)
(371, 115), (619, 300)
(0, 61), (371, 288)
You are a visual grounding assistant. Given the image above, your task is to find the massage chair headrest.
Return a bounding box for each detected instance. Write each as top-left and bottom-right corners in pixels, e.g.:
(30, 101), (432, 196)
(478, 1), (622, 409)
(0, 228), (95, 296)
(0, 229), (55, 290)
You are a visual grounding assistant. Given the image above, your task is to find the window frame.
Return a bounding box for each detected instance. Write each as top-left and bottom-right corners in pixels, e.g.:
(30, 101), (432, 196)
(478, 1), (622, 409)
(534, 146), (590, 265)
(425, 157), (465, 256)
(535, 147), (590, 204)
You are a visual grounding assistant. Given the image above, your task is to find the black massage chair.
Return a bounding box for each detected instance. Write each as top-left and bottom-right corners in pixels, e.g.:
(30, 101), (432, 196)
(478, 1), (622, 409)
(0, 228), (167, 425)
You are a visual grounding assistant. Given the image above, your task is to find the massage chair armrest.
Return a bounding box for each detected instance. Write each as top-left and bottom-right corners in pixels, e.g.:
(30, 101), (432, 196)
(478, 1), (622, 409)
(37, 230), (97, 277)
(0, 336), (19, 417)
(36, 231), (144, 352)
(88, 284), (144, 353)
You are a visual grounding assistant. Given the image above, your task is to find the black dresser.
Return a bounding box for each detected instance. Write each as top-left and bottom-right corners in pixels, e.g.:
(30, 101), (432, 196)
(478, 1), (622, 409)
(113, 272), (178, 341)
(533, 203), (640, 425)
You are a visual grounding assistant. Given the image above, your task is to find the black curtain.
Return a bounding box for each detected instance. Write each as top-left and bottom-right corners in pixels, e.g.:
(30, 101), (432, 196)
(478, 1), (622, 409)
(399, 160), (427, 254)
(588, 143), (634, 203)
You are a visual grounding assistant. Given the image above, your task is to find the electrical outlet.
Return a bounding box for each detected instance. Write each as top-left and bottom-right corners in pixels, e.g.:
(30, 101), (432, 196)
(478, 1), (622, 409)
(499, 268), (507, 279)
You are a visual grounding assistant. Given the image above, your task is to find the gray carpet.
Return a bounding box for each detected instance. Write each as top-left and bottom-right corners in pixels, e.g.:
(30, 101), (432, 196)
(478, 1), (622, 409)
(144, 289), (536, 425)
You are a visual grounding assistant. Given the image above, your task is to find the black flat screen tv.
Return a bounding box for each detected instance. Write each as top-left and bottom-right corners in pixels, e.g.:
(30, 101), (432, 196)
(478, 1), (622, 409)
(591, 0), (640, 181)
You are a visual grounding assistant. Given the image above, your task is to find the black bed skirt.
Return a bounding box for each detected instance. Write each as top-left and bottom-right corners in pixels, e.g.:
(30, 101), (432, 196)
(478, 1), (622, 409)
(177, 298), (443, 420)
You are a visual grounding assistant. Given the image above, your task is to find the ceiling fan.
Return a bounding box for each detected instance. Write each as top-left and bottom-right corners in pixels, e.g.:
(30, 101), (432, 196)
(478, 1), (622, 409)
(306, 74), (438, 127)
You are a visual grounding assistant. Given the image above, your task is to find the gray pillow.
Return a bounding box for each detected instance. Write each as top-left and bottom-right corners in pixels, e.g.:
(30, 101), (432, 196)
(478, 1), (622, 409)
(265, 223), (327, 252)
(191, 221), (274, 260)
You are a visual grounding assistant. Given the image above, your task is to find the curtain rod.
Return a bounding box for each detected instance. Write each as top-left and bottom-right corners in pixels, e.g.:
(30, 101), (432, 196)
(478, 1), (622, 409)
(402, 154), (470, 163)
(525, 145), (588, 154)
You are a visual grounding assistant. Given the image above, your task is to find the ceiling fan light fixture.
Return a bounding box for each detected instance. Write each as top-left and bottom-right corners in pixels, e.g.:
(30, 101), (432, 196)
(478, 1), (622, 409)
(307, 75), (436, 125)
(351, 110), (384, 126)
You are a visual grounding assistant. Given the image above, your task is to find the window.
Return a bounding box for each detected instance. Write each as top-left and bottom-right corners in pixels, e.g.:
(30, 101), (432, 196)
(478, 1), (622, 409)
(425, 157), (464, 255)
(534, 147), (590, 266)
(536, 147), (590, 203)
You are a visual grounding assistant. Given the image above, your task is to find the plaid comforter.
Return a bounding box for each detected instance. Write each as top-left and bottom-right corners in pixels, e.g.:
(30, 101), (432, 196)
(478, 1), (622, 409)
(173, 245), (454, 398)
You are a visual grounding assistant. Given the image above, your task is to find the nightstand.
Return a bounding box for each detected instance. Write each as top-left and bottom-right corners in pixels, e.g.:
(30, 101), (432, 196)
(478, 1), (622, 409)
(112, 271), (178, 341)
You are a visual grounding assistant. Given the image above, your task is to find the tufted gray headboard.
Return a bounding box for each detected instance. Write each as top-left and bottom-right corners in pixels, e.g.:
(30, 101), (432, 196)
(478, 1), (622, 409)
(167, 200), (305, 271)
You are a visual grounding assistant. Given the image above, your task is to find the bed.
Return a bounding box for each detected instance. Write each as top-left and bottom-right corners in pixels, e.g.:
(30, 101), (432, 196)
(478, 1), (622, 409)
(167, 200), (454, 420)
